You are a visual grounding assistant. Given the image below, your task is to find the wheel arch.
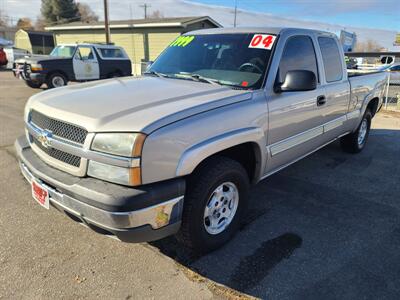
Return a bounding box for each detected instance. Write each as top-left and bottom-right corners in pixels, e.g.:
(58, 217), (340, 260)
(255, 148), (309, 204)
(176, 127), (266, 184)
(366, 97), (380, 117)
(46, 70), (69, 82)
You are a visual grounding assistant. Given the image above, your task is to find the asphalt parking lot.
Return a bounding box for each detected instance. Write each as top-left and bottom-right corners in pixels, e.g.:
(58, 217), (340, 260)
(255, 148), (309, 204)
(1, 70), (400, 299)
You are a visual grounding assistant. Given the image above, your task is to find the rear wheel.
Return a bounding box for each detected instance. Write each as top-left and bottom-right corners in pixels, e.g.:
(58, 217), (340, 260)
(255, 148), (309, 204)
(25, 80), (42, 89)
(176, 157), (249, 254)
(47, 72), (67, 89)
(340, 109), (372, 153)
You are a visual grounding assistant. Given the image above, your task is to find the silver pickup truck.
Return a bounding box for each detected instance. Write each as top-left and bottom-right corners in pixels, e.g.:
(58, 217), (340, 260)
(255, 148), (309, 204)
(16, 27), (388, 253)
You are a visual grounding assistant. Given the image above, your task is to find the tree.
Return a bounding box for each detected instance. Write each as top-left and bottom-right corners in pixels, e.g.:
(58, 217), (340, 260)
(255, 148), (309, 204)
(77, 3), (99, 23)
(0, 11), (8, 27)
(35, 16), (47, 31)
(17, 18), (34, 30)
(148, 10), (164, 19)
(41, 0), (81, 24)
(354, 39), (383, 52)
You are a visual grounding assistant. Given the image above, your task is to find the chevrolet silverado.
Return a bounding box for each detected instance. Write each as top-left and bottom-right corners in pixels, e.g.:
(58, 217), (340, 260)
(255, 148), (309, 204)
(15, 27), (388, 253)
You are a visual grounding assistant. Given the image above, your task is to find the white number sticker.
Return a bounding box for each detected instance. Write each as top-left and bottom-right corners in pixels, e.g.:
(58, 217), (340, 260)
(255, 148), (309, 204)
(249, 34), (276, 50)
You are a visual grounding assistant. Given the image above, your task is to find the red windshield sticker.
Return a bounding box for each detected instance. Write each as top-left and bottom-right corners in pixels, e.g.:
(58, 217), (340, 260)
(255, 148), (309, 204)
(241, 81), (249, 87)
(249, 34), (276, 50)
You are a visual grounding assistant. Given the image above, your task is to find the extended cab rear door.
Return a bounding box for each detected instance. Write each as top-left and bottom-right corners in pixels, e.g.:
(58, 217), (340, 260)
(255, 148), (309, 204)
(315, 35), (351, 141)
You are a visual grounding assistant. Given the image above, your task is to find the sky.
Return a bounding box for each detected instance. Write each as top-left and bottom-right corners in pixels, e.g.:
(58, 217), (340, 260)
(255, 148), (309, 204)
(0, 0), (398, 49)
(195, 0), (400, 31)
(0, 0), (399, 31)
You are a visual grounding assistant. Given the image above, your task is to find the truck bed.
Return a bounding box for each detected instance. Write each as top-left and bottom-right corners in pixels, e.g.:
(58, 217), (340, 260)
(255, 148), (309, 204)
(347, 69), (383, 77)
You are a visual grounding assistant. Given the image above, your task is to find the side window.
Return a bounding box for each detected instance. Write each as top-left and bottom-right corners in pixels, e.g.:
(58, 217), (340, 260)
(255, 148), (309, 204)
(318, 37), (343, 82)
(99, 48), (124, 58)
(76, 47), (95, 60)
(279, 36), (318, 83)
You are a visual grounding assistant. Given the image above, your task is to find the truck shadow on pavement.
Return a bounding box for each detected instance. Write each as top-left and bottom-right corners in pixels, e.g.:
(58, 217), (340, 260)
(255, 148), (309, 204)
(151, 128), (400, 299)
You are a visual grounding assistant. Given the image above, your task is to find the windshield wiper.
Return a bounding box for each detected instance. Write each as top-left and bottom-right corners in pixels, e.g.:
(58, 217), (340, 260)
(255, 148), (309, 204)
(143, 70), (169, 78)
(174, 73), (221, 85)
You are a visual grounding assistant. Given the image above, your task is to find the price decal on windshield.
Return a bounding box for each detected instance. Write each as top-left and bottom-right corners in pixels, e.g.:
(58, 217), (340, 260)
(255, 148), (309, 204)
(170, 35), (195, 47)
(249, 34), (276, 50)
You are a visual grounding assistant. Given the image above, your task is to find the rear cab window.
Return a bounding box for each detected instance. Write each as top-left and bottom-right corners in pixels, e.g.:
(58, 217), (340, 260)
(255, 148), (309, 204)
(318, 37), (343, 82)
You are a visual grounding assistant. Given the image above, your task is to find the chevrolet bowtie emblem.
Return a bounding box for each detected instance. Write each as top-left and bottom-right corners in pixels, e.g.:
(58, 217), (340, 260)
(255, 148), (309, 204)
(37, 130), (52, 149)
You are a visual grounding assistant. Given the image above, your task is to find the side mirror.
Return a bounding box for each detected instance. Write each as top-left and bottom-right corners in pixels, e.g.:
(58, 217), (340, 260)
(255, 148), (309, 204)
(275, 70), (317, 93)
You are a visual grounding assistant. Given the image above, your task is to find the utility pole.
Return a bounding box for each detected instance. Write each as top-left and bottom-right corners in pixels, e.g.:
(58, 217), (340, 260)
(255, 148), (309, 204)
(103, 0), (111, 44)
(139, 3), (151, 19)
(233, 0), (238, 27)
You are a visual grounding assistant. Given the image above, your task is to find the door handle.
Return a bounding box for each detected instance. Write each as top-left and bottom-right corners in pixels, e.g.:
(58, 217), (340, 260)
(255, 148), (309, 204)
(317, 95), (326, 106)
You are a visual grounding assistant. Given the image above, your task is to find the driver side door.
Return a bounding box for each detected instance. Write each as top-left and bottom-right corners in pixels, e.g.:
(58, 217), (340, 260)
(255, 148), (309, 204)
(73, 46), (100, 80)
(264, 34), (326, 174)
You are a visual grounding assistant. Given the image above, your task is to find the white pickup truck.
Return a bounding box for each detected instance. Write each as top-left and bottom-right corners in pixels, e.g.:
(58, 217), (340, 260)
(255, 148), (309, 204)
(15, 27), (388, 253)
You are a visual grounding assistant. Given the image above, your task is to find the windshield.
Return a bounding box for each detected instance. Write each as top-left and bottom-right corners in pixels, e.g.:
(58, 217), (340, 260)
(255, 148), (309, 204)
(50, 45), (76, 58)
(148, 33), (275, 89)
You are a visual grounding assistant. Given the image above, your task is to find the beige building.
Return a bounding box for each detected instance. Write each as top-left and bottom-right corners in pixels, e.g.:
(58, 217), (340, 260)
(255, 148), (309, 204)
(45, 16), (221, 75)
(14, 29), (55, 54)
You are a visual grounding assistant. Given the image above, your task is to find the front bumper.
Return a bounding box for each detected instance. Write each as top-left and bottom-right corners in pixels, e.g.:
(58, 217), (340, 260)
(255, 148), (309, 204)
(15, 136), (185, 242)
(28, 73), (45, 83)
(13, 64), (45, 83)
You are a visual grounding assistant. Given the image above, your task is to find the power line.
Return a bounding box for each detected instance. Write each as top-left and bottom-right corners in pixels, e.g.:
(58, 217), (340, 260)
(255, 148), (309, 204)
(139, 3), (151, 19)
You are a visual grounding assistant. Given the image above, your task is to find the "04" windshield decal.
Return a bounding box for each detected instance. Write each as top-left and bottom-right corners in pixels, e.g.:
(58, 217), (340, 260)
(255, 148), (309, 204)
(249, 34), (276, 50)
(170, 35), (195, 47)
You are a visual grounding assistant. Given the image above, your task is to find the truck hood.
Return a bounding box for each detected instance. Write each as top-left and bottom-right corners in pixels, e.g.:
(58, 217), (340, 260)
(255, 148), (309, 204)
(15, 55), (68, 64)
(27, 76), (252, 134)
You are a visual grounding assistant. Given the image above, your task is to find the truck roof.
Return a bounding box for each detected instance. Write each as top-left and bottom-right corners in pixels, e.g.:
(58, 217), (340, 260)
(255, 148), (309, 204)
(57, 43), (123, 49)
(186, 27), (336, 38)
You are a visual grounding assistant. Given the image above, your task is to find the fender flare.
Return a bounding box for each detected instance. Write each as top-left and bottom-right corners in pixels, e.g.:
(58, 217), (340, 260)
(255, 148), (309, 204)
(175, 127), (266, 180)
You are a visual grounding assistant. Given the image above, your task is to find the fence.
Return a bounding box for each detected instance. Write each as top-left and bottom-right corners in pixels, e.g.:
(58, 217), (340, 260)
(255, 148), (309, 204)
(383, 72), (400, 111)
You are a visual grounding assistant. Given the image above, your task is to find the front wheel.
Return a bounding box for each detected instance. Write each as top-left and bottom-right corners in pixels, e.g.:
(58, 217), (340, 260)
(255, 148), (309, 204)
(25, 80), (42, 89)
(340, 109), (372, 153)
(46, 73), (67, 89)
(176, 157), (249, 254)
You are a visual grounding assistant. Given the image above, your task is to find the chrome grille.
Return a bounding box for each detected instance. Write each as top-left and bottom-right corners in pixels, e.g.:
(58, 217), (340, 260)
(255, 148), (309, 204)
(30, 110), (88, 145)
(32, 135), (81, 167)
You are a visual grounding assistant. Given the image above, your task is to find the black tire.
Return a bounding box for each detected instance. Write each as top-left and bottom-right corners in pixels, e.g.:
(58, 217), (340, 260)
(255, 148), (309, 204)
(176, 156), (249, 254)
(25, 80), (42, 89)
(46, 72), (67, 89)
(340, 109), (372, 153)
(107, 71), (122, 78)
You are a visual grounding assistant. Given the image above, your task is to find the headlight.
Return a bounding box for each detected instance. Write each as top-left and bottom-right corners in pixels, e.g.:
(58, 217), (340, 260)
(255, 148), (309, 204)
(91, 133), (146, 157)
(89, 133), (146, 186)
(31, 63), (43, 72)
(87, 161), (141, 186)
